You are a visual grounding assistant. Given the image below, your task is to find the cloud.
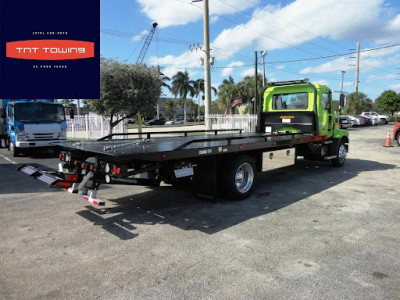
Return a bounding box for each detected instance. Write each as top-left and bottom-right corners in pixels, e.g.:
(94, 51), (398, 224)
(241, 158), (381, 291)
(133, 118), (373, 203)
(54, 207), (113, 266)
(343, 81), (354, 87)
(146, 0), (400, 84)
(389, 83), (400, 91)
(211, 0), (400, 55)
(299, 48), (400, 75)
(136, 0), (258, 28)
(132, 29), (148, 42)
(221, 61), (245, 77)
(365, 74), (398, 81)
(240, 68), (262, 78)
(314, 79), (328, 86)
(148, 50), (202, 78)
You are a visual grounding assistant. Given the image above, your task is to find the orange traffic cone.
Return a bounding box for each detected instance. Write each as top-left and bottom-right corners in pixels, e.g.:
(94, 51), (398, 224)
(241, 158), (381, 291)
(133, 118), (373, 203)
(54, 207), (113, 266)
(384, 130), (392, 147)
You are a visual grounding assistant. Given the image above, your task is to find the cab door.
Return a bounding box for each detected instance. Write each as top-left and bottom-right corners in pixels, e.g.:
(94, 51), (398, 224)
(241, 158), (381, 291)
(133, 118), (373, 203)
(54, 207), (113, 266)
(320, 92), (333, 137)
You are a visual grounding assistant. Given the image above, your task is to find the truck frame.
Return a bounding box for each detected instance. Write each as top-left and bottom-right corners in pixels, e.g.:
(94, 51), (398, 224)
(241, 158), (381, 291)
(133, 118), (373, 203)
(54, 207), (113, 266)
(18, 79), (349, 205)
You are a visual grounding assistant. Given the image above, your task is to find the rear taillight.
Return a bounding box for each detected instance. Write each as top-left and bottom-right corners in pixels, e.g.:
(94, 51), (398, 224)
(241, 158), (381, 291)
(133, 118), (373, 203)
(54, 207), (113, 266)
(111, 165), (121, 175)
(55, 181), (73, 188)
(66, 174), (79, 182)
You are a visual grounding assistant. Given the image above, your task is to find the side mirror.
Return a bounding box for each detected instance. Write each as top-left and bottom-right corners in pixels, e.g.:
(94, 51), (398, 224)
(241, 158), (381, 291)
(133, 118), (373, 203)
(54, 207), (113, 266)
(0, 107), (4, 119)
(69, 108), (75, 119)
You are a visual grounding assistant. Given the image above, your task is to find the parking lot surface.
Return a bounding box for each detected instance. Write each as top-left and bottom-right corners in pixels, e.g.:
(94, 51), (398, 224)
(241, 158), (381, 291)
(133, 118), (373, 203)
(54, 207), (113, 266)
(0, 124), (399, 299)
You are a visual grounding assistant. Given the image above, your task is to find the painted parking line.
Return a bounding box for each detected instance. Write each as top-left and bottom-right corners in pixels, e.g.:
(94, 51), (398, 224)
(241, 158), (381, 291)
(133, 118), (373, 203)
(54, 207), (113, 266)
(0, 153), (18, 165)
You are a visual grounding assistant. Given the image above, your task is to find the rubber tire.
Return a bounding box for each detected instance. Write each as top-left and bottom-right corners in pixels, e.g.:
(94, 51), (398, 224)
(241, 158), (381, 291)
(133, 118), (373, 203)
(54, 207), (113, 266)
(221, 155), (256, 200)
(331, 140), (347, 167)
(9, 141), (19, 157)
(4, 137), (10, 149)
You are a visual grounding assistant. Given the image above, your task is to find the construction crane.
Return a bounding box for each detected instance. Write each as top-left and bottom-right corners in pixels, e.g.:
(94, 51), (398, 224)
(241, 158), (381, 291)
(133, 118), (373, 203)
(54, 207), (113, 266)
(136, 22), (158, 64)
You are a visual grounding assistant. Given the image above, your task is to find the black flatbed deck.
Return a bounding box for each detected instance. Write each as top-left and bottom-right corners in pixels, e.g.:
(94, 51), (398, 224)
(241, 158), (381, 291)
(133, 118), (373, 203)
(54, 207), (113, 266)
(56, 130), (327, 163)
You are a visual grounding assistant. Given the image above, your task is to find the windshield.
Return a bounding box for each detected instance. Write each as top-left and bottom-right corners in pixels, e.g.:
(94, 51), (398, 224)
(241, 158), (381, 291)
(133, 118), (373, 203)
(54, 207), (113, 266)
(15, 103), (65, 123)
(272, 92), (308, 110)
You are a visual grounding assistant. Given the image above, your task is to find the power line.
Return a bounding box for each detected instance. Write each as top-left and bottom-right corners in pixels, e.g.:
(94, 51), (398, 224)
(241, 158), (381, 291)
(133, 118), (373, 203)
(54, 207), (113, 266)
(242, 0), (350, 53)
(217, 0), (343, 56)
(182, 0), (330, 58)
(103, 28), (400, 70)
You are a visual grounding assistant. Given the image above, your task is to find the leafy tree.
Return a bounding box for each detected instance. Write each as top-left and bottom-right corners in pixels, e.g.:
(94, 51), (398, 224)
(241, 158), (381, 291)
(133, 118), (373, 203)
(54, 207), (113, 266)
(86, 58), (161, 133)
(160, 75), (171, 95)
(164, 99), (177, 120)
(216, 76), (239, 114)
(237, 74), (263, 104)
(171, 71), (195, 122)
(60, 99), (76, 107)
(193, 78), (217, 99)
(377, 90), (400, 116)
(193, 78), (217, 117)
(346, 92), (372, 115)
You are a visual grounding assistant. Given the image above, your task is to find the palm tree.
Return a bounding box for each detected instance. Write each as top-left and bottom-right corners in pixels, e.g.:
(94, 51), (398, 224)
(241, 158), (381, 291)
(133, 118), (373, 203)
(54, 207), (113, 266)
(237, 74), (263, 104)
(171, 71), (195, 122)
(164, 99), (177, 120)
(160, 75), (171, 95)
(194, 78), (217, 117)
(217, 76), (239, 114)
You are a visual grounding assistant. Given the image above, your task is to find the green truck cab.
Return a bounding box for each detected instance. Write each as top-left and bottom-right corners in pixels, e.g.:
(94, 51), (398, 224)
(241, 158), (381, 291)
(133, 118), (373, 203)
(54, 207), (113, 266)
(260, 79), (349, 166)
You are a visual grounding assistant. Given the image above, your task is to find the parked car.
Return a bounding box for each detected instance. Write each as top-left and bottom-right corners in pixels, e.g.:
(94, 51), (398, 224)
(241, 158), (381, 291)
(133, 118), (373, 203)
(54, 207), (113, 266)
(165, 118), (184, 125)
(351, 115), (365, 126)
(361, 112), (390, 124)
(369, 116), (379, 125)
(393, 122), (400, 146)
(126, 117), (136, 123)
(339, 115), (352, 129)
(347, 115), (360, 127)
(356, 115), (372, 126)
(145, 119), (165, 126)
(196, 115), (205, 121)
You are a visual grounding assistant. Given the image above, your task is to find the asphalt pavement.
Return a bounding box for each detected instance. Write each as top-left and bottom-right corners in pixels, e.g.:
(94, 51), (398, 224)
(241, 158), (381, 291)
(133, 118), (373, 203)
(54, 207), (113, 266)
(0, 124), (399, 299)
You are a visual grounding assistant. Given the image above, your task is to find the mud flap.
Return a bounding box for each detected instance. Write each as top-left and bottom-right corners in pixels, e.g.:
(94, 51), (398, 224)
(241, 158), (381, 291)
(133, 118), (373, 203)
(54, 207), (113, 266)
(192, 156), (218, 201)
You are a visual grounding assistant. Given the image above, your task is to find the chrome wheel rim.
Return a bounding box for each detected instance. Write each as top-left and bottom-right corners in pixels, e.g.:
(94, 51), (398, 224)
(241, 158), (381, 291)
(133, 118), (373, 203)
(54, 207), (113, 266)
(235, 163), (254, 194)
(338, 145), (347, 164)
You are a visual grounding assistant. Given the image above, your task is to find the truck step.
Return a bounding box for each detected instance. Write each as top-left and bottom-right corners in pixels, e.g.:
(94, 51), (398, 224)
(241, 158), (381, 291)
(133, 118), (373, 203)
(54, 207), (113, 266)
(81, 190), (105, 206)
(81, 195), (105, 206)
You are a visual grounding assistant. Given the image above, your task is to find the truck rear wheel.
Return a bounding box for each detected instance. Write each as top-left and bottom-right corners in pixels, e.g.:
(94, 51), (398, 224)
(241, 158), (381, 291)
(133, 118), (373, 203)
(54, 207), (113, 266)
(331, 140), (347, 167)
(222, 155), (255, 200)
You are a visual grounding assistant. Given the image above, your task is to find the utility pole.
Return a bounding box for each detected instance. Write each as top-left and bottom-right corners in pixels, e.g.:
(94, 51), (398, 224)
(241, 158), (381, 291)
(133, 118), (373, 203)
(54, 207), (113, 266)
(193, 0), (212, 130)
(254, 51), (258, 115)
(260, 50), (267, 87)
(340, 71), (345, 94)
(77, 99), (81, 116)
(355, 41), (360, 92)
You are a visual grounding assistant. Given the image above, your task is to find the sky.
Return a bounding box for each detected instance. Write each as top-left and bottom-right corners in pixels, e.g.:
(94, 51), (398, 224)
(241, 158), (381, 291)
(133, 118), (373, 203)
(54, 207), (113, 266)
(100, 0), (400, 102)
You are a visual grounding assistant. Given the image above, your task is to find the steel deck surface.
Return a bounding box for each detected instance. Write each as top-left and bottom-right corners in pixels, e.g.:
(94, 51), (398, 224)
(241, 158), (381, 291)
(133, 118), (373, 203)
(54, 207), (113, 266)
(55, 132), (315, 162)
(56, 133), (262, 155)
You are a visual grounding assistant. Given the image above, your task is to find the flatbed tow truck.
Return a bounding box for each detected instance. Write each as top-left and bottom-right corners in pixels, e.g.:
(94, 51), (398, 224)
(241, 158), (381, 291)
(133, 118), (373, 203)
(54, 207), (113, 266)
(18, 79), (349, 205)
